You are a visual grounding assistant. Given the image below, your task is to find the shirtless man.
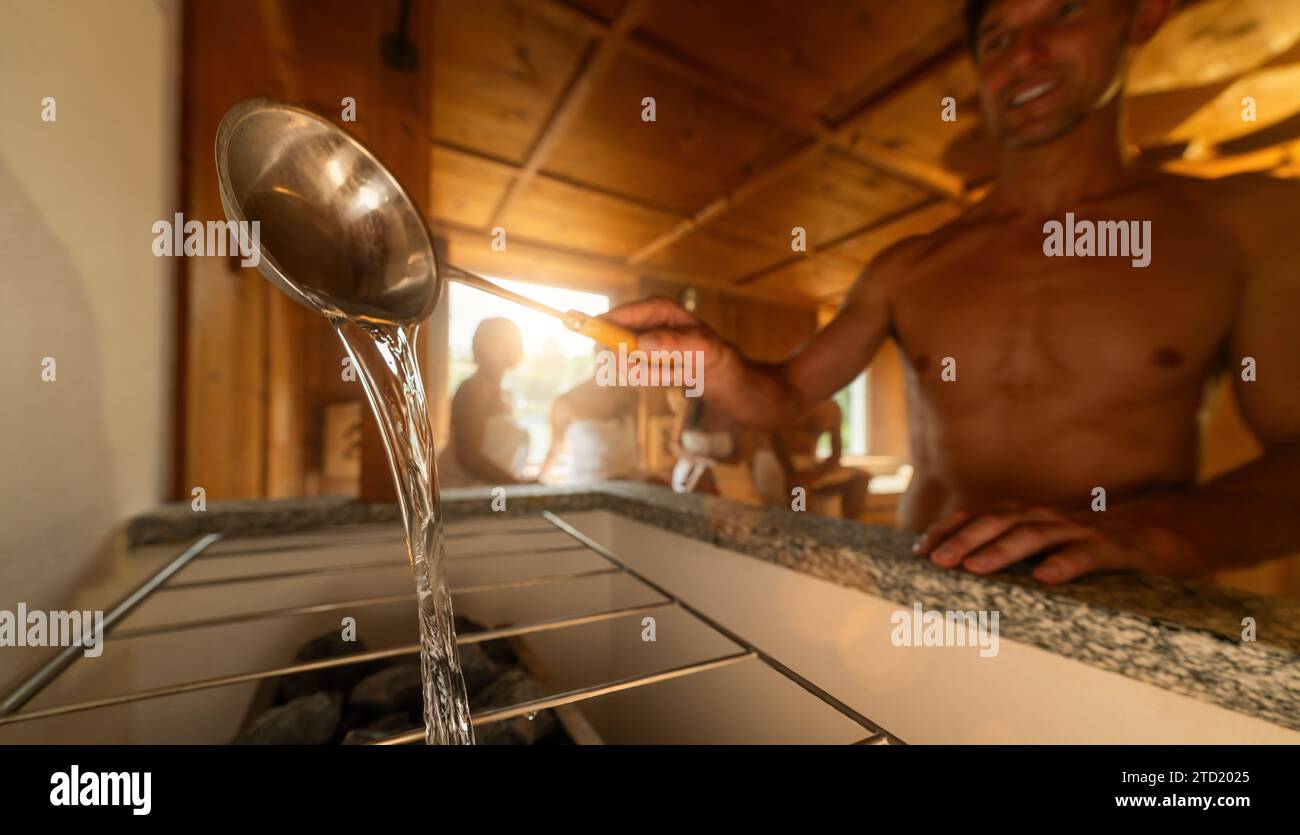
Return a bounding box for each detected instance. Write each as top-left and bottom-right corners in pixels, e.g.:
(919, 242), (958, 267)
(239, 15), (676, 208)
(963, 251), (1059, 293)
(604, 0), (1300, 583)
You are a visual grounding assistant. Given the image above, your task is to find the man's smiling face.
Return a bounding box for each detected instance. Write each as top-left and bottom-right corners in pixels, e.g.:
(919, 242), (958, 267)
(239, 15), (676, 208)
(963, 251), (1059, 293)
(972, 0), (1138, 149)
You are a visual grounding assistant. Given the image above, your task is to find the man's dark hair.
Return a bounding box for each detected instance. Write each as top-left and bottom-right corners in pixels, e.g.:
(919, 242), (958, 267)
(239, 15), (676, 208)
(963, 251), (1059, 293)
(965, 0), (991, 54)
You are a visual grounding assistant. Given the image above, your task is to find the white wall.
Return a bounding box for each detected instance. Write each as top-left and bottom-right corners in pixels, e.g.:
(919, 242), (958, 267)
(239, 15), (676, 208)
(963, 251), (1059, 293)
(0, 0), (180, 676)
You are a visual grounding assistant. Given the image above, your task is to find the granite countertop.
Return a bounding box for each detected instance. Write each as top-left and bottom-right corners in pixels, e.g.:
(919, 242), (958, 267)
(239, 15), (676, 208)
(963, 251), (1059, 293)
(128, 481), (1300, 732)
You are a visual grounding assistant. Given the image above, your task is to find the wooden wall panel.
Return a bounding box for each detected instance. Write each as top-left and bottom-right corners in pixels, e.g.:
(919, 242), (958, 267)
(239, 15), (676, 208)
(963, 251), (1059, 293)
(181, 0), (281, 501)
(265, 291), (308, 498)
(181, 0), (434, 502)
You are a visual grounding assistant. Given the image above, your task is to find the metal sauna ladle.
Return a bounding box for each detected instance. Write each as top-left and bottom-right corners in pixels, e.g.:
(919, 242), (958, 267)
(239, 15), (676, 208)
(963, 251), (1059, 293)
(213, 97), (638, 346)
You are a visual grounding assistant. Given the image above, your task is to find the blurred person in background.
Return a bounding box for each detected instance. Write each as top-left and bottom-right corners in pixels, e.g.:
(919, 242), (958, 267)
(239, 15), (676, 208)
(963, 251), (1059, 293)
(537, 376), (641, 485)
(438, 317), (532, 486)
(752, 400), (870, 519)
(667, 388), (757, 501)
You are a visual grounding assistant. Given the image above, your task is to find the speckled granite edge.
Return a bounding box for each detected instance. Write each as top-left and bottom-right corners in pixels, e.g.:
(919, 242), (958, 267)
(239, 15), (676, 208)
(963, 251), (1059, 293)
(127, 483), (1300, 732)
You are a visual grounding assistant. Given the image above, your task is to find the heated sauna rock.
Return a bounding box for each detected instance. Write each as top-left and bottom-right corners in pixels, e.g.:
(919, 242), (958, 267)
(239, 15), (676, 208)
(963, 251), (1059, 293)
(242, 619), (569, 744)
(457, 641), (501, 695)
(235, 691), (342, 745)
(348, 664), (422, 715)
(471, 668), (556, 746)
(276, 633), (382, 704)
(341, 712), (419, 745)
(456, 615), (518, 666)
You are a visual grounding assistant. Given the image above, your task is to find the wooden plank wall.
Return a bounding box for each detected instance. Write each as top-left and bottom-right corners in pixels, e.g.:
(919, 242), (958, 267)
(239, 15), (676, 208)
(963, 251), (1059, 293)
(179, 0), (432, 502)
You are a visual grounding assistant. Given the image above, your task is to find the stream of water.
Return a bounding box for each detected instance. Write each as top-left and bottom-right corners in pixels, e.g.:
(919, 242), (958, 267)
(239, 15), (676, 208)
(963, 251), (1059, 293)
(332, 317), (474, 745)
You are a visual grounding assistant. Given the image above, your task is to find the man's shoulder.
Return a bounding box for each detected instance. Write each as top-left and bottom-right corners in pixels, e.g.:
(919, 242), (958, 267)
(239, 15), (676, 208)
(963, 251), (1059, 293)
(452, 374), (492, 406)
(840, 203), (986, 308)
(1158, 170), (1300, 226)
(1158, 170), (1300, 292)
(858, 204), (978, 278)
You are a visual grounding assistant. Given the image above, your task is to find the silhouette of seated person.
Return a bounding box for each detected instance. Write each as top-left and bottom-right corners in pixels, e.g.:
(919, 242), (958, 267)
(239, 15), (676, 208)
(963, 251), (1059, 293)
(537, 376), (642, 485)
(667, 387), (757, 500)
(438, 317), (531, 486)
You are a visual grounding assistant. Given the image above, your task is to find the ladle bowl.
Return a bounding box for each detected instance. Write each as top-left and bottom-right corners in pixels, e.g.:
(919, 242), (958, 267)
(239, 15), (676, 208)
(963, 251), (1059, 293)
(215, 99), (439, 325)
(215, 98), (639, 349)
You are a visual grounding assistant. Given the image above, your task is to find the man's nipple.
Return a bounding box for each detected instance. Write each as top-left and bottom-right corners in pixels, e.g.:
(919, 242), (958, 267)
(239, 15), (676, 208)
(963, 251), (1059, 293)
(1150, 346), (1183, 369)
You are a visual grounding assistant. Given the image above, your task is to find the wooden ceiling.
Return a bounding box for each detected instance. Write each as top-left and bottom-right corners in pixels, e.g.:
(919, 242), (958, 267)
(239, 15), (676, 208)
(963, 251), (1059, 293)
(430, 0), (1300, 307)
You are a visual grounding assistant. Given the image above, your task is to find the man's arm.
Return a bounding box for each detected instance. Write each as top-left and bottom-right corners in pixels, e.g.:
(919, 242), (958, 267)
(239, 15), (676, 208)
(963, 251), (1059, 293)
(601, 247), (904, 431)
(1130, 176), (1300, 570)
(769, 430), (798, 494)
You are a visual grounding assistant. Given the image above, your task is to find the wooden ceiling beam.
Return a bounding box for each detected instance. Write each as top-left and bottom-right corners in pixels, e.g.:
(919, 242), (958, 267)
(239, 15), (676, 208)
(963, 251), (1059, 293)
(433, 138), (689, 221)
(628, 38), (970, 267)
(731, 196), (946, 287)
(832, 132), (971, 202)
(618, 36), (829, 138)
(734, 180), (992, 299)
(433, 219), (812, 308)
(626, 139), (829, 266)
(538, 0), (968, 204)
(485, 0), (652, 229)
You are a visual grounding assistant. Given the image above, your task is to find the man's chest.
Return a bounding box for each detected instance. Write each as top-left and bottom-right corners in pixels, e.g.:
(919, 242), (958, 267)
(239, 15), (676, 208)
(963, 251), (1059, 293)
(890, 223), (1242, 402)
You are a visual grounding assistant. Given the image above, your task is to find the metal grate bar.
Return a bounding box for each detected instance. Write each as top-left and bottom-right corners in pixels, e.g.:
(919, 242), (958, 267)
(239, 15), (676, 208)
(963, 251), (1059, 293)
(202, 532), (403, 557)
(446, 526), (568, 540)
(0, 601), (675, 726)
(374, 650), (757, 744)
(451, 567), (621, 594)
(540, 511), (903, 744)
(458, 601), (673, 645)
(0, 644), (421, 727)
(162, 560), (621, 593)
(191, 520), (555, 559)
(109, 592), (419, 639)
(111, 594), (668, 643)
(0, 534), (222, 719)
(2, 512), (900, 745)
(446, 544), (591, 561)
(161, 558), (409, 589)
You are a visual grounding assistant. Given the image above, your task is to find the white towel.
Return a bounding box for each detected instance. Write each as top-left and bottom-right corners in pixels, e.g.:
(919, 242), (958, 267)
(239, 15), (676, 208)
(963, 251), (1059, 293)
(438, 414), (530, 486)
(559, 416), (637, 484)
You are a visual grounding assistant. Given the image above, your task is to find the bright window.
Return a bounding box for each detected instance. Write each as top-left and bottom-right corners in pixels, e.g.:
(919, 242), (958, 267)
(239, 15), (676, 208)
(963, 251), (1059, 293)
(818, 371), (869, 457)
(447, 278), (610, 467)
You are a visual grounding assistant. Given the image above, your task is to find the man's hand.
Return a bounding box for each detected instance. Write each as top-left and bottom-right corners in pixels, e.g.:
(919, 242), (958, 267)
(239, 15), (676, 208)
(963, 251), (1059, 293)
(601, 296), (741, 378)
(911, 501), (1205, 583)
(602, 271), (895, 432)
